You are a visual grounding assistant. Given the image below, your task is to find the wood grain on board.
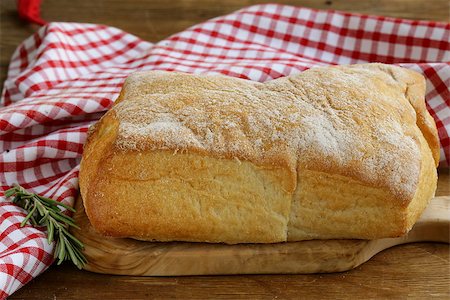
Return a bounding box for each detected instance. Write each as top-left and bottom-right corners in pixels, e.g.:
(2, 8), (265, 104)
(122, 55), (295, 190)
(70, 195), (449, 276)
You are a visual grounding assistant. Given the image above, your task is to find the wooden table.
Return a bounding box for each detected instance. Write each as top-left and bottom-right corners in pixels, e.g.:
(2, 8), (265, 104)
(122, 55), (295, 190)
(1, 0), (449, 298)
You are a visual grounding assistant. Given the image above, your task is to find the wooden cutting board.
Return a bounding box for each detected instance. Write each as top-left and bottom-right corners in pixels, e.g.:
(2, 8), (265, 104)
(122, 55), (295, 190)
(71, 196), (449, 276)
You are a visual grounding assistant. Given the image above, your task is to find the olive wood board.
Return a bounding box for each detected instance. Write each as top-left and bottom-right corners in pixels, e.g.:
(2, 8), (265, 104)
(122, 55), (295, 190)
(71, 196), (449, 276)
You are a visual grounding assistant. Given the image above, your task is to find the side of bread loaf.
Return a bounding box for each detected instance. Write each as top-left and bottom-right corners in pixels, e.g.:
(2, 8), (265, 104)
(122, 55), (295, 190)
(79, 64), (439, 244)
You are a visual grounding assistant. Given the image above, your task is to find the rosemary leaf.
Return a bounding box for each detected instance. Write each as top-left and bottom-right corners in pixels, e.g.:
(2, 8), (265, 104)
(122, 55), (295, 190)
(20, 204), (37, 227)
(48, 210), (77, 227)
(38, 196), (75, 212)
(4, 184), (86, 268)
(60, 226), (84, 248)
(57, 238), (66, 264)
(4, 189), (16, 198)
(65, 237), (79, 267)
(47, 219), (54, 244)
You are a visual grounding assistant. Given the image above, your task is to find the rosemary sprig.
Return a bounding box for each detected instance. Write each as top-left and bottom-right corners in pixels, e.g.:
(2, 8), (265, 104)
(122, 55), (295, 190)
(4, 184), (87, 269)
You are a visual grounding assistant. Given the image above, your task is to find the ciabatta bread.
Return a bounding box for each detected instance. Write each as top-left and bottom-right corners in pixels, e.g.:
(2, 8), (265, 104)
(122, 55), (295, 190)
(79, 64), (439, 244)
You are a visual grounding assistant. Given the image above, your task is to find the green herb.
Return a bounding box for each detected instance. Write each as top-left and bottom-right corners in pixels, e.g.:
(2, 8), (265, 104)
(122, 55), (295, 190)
(4, 184), (87, 269)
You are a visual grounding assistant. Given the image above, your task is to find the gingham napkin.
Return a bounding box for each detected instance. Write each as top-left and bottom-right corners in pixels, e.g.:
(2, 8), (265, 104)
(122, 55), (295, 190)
(0, 4), (449, 297)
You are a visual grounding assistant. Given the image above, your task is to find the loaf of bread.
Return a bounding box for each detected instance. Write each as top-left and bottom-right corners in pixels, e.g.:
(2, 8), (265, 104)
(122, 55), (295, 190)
(79, 63), (439, 244)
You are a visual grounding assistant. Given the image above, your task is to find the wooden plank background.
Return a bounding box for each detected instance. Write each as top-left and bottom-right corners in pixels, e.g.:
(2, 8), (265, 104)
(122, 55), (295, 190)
(1, 0), (449, 298)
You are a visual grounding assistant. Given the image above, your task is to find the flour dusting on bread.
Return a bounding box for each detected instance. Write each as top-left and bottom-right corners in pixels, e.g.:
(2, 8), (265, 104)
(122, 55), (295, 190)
(112, 64), (431, 200)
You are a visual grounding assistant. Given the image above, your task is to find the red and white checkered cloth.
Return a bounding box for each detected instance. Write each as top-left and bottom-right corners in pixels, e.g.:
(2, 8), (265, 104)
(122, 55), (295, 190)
(0, 4), (449, 297)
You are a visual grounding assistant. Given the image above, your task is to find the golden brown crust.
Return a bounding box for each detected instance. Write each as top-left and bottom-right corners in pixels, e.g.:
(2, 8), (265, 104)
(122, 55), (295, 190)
(80, 63), (439, 244)
(353, 64), (439, 166)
